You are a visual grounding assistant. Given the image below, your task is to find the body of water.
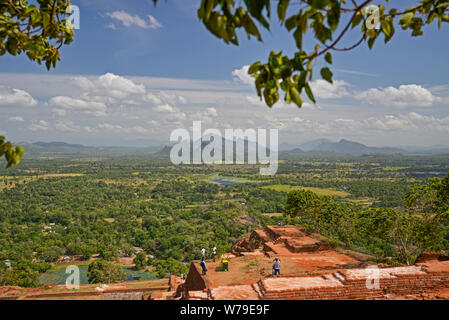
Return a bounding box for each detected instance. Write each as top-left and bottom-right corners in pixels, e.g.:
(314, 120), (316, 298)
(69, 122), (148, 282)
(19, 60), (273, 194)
(212, 178), (245, 187)
(39, 265), (159, 285)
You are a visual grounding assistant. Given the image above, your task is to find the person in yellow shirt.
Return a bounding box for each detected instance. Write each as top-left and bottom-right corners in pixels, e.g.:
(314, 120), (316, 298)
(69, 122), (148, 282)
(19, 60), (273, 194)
(221, 258), (229, 272)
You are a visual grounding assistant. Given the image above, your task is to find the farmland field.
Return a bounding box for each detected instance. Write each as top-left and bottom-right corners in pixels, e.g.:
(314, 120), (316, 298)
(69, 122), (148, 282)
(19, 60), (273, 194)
(261, 184), (351, 197)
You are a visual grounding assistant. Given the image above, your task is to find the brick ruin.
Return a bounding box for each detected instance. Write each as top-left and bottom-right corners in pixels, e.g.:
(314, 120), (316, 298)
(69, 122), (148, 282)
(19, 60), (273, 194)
(153, 225), (449, 300)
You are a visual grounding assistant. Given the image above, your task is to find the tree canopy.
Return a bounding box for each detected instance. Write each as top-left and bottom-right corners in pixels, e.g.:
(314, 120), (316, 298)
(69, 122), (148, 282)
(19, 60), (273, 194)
(283, 172), (449, 265)
(152, 0), (449, 108)
(1, 0), (74, 167)
(0, 0), (73, 69)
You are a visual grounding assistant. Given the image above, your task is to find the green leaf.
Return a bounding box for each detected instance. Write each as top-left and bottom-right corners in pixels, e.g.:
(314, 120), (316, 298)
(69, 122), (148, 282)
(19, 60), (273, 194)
(327, 2), (340, 31)
(312, 20), (332, 44)
(15, 146), (24, 158)
(263, 88), (278, 107)
(324, 52), (332, 64)
(293, 27), (303, 49)
(242, 14), (262, 41)
(244, 0), (270, 29)
(400, 11), (415, 28)
(309, 0), (329, 10)
(289, 87), (303, 107)
(320, 67), (333, 83)
(381, 20), (392, 38)
(436, 2), (449, 9)
(368, 36), (377, 49)
(304, 83), (316, 103)
(285, 14), (298, 31)
(284, 88), (291, 104)
(352, 11), (363, 29)
(248, 61), (262, 74)
(277, 0), (290, 22)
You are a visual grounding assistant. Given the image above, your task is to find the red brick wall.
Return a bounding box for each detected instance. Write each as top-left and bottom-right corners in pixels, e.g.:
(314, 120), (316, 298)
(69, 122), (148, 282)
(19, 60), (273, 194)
(259, 271), (449, 300)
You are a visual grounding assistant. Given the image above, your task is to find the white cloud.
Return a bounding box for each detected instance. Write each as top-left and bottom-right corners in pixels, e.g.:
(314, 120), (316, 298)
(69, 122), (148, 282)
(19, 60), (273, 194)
(55, 120), (82, 132)
(401, 112), (449, 132)
(152, 104), (175, 113)
(105, 23), (116, 30)
(164, 112), (187, 124)
(8, 116), (24, 122)
(98, 123), (149, 134)
(359, 112), (449, 132)
(74, 73), (145, 101)
(144, 93), (163, 105)
(48, 96), (107, 117)
(3, 71), (449, 146)
(310, 80), (350, 99)
(232, 65), (253, 86)
(234, 66), (444, 110)
(106, 11), (162, 30)
(292, 117), (304, 123)
(355, 84), (439, 107)
(157, 91), (187, 105)
(233, 65), (350, 101)
(30, 120), (49, 131)
(205, 107), (218, 117)
(53, 108), (67, 117)
(0, 86), (37, 107)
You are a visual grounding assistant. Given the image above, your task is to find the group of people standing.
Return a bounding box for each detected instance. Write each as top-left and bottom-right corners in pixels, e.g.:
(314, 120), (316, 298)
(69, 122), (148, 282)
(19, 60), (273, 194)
(198, 244), (281, 278)
(200, 246), (217, 275)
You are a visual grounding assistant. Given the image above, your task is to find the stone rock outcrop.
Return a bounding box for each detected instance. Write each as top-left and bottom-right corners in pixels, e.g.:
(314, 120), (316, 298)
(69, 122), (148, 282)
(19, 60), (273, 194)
(232, 225), (332, 257)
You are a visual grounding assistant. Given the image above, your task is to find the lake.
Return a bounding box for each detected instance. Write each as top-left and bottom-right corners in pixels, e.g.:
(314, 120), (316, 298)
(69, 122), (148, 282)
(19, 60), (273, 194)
(39, 265), (159, 285)
(211, 178), (245, 187)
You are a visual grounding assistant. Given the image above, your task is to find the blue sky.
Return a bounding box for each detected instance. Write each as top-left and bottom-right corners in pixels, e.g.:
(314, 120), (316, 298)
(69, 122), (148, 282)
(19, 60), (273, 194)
(0, 0), (448, 147)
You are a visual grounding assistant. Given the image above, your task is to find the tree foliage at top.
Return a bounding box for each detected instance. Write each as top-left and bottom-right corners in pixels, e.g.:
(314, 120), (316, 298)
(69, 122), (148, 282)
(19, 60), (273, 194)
(0, 0), (74, 167)
(152, 0), (449, 108)
(0, 0), (73, 69)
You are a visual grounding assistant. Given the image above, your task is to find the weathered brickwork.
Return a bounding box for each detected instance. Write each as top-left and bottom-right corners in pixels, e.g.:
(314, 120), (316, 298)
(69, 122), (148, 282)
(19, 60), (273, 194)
(184, 226), (449, 300)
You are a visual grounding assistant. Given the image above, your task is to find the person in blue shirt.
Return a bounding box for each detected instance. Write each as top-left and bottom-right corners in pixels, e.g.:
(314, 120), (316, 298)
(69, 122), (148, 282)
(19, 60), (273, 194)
(200, 257), (207, 276)
(272, 258), (281, 277)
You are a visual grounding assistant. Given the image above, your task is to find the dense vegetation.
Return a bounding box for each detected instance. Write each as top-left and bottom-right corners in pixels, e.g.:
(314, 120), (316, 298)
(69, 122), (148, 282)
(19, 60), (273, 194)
(0, 154), (448, 287)
(284, 172), (449, 265)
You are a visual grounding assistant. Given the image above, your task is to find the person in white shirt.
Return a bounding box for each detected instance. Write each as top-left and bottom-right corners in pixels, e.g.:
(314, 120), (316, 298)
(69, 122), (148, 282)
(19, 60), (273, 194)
(212, 246), (217, 262)
(201, 248), (206, 258)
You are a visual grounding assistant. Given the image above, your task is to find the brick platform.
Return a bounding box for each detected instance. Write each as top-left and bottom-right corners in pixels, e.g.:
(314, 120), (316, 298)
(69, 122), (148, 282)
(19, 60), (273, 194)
(210, 285), (260, 300)
(207, 262), (449, 300)
(181, 226), (449, 300)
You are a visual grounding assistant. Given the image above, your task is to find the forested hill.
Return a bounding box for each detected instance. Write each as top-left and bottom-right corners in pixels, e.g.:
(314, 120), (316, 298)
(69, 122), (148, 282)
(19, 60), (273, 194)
(18, 142), (162, 157)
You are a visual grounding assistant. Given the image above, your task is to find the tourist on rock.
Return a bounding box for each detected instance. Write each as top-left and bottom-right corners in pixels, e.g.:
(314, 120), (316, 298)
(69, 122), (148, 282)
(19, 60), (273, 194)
(200, 257), (207, 275)
(272, 258), (281, 277)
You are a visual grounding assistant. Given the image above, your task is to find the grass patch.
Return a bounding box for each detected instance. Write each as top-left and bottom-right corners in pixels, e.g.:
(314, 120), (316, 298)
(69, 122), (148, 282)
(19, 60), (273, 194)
(261, 184), (350, 197)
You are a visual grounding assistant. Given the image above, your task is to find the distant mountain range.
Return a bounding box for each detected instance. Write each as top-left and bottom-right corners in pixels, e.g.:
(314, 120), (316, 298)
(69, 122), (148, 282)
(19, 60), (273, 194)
(16, 139), (449, 158)
(19, 141), (162, 156)
(302, 139), (404, 156)
(283, 139), (449, 156)
(156, 138), (270, 160)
